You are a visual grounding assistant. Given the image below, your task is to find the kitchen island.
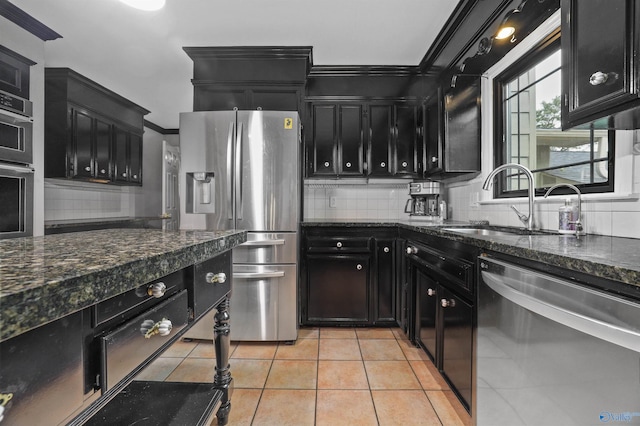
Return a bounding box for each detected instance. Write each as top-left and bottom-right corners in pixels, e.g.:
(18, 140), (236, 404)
(0, 228), (246, 425)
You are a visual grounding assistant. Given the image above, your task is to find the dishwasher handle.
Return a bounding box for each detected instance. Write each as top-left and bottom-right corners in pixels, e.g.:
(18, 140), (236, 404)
(481, 268), (640, 353)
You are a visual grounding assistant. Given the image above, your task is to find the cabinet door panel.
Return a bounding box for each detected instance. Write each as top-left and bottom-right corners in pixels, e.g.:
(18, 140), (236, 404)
(129, 133), (142, 184)
(395, 105), (419, 176)
(574, 0), (627, 107)
(368, 105), (393, 176)
(416, 267), (439, 362)
(376, 239), (395, 322)
(307, 254), (369, 322)
(440, 286), (472, 410)
(95, 118), (111, 179)
(311, 104), (337, 176)
(73, 109), (93, 179)
(114, 128), (129, 183)
(424, 95), (443, 174)
(338, 105), (364, 175)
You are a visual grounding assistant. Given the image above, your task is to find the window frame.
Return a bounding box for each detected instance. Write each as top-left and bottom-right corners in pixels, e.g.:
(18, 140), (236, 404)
(492, 30), (615, 199)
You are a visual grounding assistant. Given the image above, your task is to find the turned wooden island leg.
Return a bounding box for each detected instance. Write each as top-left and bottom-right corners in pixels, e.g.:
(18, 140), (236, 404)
(213, 297), (233, 425)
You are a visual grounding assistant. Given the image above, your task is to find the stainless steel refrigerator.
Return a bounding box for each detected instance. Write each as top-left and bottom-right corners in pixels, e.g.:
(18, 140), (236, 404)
(179, 110), (300, 342)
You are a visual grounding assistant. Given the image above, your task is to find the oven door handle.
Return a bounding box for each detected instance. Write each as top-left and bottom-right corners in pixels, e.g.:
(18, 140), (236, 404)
(482, 270), (640, 352)
(234, 271), (285, 280)
(0, 164), (34, 174)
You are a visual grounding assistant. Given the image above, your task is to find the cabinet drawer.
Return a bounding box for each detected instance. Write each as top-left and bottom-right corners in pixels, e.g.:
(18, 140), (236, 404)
(407, 242), (473, 292)
(101, 290), (189, 391)
(94, 270), (185, 327)
(189, 251), (232, 319)
(306, 236), (372, 253)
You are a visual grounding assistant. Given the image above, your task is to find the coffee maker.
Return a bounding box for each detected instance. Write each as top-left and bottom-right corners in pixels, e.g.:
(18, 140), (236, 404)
(405, 181), (446, 220)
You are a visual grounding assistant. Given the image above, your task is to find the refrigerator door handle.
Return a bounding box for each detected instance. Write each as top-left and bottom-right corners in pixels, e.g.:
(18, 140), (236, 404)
(226, 121), (235, 220)
(236, 121), (244, 221)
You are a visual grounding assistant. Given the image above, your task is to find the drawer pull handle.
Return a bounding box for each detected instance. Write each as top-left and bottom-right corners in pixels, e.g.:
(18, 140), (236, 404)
(406, 246), (418, 255)
(147, 282), (167, 298)
(427, 288), (436, 296)
(441, 299), (456, 308)
(206, 272), (227, 284)
(140, 318), (173, 338)
(242, 239), (285, 246)
(589, 71), (615, 86)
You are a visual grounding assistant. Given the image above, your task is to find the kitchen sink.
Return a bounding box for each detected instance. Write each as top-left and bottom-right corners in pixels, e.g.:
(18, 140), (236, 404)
(441, 227), (540, 237)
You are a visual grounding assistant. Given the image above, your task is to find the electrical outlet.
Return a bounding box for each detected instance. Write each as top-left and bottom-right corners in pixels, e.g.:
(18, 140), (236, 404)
(329, 196), (337, 208)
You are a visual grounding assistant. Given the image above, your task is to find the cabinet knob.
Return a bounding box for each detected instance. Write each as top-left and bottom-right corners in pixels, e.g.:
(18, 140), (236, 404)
(589, 71), (610, 86)
(147, 282), (167, 298)
(380, 161), (386, 167)
(383, 246), (390, 253)
(122, 172), (127, 178)
(100, 169), (106, 174)
(84, 166), (91, 172)
(345, 162), (352, 168)
(356, 264), (363, 270)
(133, 174), (138, 179)
(140, 318), (173, 338)
(431, 156), (438, 163)
(336, 241), (343, 248)
(441, 299), (456, 308)
(206, 272), (227, 284)
(401, 161), (408, 168)
(324, 161), (330, 167)
(427, 288), (436, 296)
(406, 246), (417, 255)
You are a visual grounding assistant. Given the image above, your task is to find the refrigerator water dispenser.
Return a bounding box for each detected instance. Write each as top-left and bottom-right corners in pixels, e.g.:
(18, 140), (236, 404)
(186, 172), (215, 213)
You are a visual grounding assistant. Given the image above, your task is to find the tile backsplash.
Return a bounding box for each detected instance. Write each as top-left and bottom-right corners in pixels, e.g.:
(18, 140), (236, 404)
(44, 179), (136, 221)
(304, 181), (411, 221)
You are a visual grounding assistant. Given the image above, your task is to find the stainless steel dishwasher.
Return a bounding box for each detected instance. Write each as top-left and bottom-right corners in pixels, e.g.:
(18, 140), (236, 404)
(475, 256), (640, 426)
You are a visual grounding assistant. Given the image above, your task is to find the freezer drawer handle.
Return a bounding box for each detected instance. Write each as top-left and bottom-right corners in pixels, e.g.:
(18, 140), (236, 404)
(205, 272), (227, 284)
(242, 239), (286, 246)
(235, 271), (285, 279)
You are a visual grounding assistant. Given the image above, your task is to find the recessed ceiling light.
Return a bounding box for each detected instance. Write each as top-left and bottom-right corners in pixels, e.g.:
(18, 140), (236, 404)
(119, 0), (166, 11)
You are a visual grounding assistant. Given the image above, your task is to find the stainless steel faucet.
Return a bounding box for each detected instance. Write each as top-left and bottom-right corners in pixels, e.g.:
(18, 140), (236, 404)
(482, 163), (536, 231)
(543, 183), (584, 237)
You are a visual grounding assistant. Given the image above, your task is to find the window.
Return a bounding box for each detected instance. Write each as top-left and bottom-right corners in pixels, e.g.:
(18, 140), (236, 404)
(494, 35), (614, 197)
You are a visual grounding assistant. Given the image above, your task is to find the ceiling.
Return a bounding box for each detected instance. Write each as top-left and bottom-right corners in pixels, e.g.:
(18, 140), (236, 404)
(11, 0), (461, 129)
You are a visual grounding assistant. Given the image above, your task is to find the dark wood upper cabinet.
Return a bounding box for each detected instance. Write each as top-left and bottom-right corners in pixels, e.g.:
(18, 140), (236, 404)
(368, 104), (393, 177)
(562, 0), (640, 129)
(308, 103), (338, 176)
(424, 92), (444, 175)
(394, 105), (421, 177)
(45, 68), (148, 185)
(339, 104), (365, 176)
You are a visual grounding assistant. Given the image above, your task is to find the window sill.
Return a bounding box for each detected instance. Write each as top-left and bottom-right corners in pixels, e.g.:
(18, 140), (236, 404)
(478, 192), (640, 205)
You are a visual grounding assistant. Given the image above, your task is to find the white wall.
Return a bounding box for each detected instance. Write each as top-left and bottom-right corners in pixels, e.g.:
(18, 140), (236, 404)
(1, 16), (46, 235)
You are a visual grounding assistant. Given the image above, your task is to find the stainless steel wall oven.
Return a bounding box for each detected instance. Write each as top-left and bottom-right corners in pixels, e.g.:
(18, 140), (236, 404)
(0, 90), (34, 239)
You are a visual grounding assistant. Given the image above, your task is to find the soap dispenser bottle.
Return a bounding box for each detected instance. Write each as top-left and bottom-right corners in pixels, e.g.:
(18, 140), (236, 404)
(558, 198), (576, 234)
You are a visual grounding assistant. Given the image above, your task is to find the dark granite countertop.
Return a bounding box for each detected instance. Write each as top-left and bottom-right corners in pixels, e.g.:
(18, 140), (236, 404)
(0, 229), (246, 342)
(302, 219), (640, 288)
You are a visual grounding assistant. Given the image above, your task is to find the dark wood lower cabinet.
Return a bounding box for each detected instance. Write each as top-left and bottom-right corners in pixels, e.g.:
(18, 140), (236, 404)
(306, 254), (370, 323)
(440, 286), (473, 409)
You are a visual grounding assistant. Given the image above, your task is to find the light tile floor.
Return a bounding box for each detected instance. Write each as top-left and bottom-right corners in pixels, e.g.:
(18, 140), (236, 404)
(137, 327), (471, 426)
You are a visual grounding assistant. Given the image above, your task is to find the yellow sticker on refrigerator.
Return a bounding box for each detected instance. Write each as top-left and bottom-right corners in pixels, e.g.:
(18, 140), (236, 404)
(284, 118), (293, 129)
